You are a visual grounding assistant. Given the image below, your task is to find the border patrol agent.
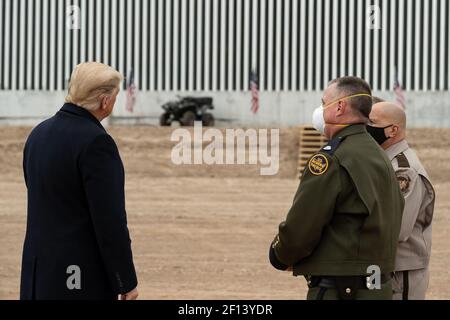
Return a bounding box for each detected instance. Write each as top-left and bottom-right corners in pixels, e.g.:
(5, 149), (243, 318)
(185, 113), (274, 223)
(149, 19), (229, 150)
(368, 101), (435, 300)
(269, 77), (404, 300)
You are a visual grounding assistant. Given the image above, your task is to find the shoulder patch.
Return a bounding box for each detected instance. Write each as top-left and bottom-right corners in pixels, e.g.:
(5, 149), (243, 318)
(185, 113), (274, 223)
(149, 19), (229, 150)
(396, 172), (411, 193)
(308, 153), (329, 175)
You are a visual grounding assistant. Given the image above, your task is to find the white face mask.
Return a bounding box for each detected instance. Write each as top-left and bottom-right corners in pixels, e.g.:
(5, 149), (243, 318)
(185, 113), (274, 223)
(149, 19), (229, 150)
(312, 104), (325, 135)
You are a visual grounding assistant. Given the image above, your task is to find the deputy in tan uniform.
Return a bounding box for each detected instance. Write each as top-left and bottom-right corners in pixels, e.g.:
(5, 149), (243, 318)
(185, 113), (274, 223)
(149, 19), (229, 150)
(367, 102), (435, 300)
(269, 77), (404, 300)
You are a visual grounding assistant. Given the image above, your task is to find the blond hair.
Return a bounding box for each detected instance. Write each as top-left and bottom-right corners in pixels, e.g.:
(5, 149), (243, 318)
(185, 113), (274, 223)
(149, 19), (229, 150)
(65, 62), (122, 111)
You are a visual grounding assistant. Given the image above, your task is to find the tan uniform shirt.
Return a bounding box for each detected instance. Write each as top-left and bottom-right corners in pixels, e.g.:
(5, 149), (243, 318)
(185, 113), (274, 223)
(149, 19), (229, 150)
(385, 140), (435, 271)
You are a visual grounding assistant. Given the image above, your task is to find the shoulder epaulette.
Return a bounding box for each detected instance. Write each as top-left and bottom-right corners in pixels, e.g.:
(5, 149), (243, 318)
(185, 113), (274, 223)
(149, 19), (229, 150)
(395, 152), (410, 168)
(320, 136), (346, 156)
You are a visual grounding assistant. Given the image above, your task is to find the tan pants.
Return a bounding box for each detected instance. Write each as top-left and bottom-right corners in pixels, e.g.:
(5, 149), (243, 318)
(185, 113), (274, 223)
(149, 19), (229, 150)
(392, 268), (429, 300)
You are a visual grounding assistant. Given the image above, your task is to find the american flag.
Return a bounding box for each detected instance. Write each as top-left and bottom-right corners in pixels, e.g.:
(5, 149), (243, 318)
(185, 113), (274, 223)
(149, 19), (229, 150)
(393, 67), (406, 109)
(250, 69), (259, 114)
(126, 68), (136, 113)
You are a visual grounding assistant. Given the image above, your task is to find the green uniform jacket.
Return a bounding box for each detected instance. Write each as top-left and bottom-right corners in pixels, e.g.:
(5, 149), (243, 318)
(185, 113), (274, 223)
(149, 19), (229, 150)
(273, 124), (404, 276)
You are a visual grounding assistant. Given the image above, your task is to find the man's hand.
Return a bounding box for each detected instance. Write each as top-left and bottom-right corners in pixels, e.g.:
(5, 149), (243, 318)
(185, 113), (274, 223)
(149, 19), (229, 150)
(118, 287), (139, 300)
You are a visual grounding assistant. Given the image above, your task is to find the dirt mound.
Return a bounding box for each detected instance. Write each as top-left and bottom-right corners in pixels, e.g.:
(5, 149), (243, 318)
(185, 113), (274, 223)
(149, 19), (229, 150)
(0, 126), (301, 179)
(1, 126), (448, 182)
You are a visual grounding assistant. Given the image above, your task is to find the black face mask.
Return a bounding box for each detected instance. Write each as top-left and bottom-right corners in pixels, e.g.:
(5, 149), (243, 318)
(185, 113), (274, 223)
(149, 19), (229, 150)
(366, 124), (392, 145)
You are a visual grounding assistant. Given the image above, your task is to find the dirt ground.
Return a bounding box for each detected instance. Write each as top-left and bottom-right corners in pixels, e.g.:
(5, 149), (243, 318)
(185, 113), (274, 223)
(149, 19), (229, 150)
(0, 125), (449, 300)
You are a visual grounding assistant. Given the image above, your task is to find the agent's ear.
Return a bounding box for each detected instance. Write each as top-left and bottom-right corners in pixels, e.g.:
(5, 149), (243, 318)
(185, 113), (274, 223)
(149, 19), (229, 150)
(336, 100), (347, 116)
(388, 125), (399, 138)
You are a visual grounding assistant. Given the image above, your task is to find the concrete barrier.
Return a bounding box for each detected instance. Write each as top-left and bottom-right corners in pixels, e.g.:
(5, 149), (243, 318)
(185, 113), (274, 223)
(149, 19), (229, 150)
(1, 90), (450, 127)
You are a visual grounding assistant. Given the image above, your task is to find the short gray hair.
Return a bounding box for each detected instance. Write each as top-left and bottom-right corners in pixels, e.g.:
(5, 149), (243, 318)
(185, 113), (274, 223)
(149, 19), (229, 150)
(329, 76), (372, 119)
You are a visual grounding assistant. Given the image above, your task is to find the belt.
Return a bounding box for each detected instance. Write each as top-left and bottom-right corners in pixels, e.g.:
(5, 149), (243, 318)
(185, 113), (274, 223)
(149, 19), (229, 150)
(307, 274), (391, 290)
(307, 274), (391, 300)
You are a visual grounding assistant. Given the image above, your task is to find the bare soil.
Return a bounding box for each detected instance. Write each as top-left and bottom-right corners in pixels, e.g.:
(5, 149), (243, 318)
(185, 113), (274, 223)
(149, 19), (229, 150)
(1, 126), (448, 299)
